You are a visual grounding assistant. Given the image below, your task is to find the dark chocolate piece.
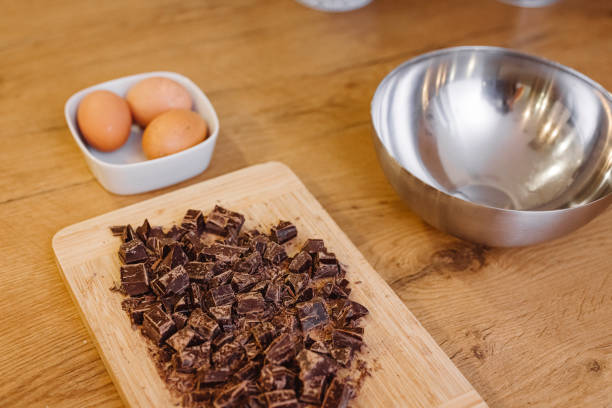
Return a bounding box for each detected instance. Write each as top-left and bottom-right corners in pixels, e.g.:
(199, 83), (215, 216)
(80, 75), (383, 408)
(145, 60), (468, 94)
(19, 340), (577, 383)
(110, 225), (126, 236)
(296, 299), (329, 332)
(209, 305), (233, 329)
(142, 305), (176, 345)
(321, 378), (352, 408)
(286, 273), (309, 294)
(296, 349), (337, 379)
(232, 272), (260, 292)
(172, 312), (188, 330)
(188, 308), (220, 341)
(260, 364), (297, 391)
(250, 235), (269, 255)
(199, 243), (248, 264)
(209, 270), (233, 288)
(332, 329), (363, 353)
(264, 241), (287, 265)
(300, 375), (326, 405)
(271, 221), (297, 244)
(159, 243), (188, 270)
(121, 224), (136, 243)
(234, 360), (261, 381)
(174, 343), (210, 373)
(265, 282), (282, 303)
(213, 380), (255, 408)
(288, 251), (311, 274)
(301, 239), (326, 254)
(205, 205), (245, 237)
(265, 333), (299, 365)
(235, 251), (262, 274)
(199, 368), (231, 385)
(120, 263), (149, 296)
(184, 261), (215, 283)
(190, 283), (203, 308)
(181, 209), (205, 234)
(236, 292), (265, 314)
(135, 219), (151, 242)
(151, 265), (189, 297)
(330, 346), (352, 367)
(119, 239), (148, 264)
(207, 284), (235, 307)
(167, 327), (200, 352)
(264, 389), (299, 408)
(212, 341), (245, 371)
(251, 322), (276, 349)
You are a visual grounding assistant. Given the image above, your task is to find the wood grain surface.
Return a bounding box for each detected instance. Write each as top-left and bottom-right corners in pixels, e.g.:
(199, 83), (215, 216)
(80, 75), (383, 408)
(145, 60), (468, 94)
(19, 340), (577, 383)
(1, 0), (611, 407)
(53, 162), (487, 408)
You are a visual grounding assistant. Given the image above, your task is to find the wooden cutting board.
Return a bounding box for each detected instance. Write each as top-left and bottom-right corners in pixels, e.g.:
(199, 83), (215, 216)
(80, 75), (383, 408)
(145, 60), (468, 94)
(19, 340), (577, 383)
(52, 162), (487, 408)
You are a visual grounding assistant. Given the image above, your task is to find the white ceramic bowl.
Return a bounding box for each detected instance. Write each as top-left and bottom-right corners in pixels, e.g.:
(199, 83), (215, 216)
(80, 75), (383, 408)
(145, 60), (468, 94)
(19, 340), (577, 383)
(64, 71), (219, 195)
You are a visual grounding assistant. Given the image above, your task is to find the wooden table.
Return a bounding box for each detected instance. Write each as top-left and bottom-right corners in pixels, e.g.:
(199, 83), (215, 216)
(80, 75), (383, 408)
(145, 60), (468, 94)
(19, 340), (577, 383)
(1, 0), (610, 407)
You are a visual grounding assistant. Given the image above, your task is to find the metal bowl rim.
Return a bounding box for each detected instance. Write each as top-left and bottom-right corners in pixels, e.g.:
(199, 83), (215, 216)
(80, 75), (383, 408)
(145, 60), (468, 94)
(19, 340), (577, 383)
(371, 45), (612, 215)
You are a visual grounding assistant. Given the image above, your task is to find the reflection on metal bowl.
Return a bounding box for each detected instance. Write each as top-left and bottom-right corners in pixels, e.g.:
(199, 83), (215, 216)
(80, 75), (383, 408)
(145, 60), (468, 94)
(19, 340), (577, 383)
(372, 46), (612, 246)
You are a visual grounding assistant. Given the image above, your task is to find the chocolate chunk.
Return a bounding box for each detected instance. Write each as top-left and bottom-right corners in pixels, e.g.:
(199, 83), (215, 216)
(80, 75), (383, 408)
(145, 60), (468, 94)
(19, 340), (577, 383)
(296, 299), (329, 332)
(148, 226), (164, 238)
(232, 272), (260, 292)
(205, 205), (245, 237)
(271, 221), (297, 244)
(236, 292), (265, 314)
(309, 341), (330, 355)
(209, 305), (233, 329)
(184, 261), (215, 283)
(260, 364), (297, 391)
(213, 331), (234, 349)
(142, 305), (176, 345)
(174, 343), (210, 373)
(199, 368), (231, 385)
(265, 282), (282, 303)
(188, 308), (220, 341)
(250, 235), (269, 255)
(271, 311), (300, 334)
(316, 252), (337, 265)
(173, 295), (191, 314)
(332, 329), (363, 353)
(235, 251), (262, 274)
(207, 284), (235, 307)
(200, 243), (248, 264)
(167, 327), (200, 352)
(296, 349), (337, 380)
(264, 242), (287, 265)
(151, 265), (190, 297)
(121, 224), (136, 243)
(122, 295), (157, 325)
(243, 341), (260, 360)
(165, 225), (188, 241)
(300, 375), (326, 405)
(321, 378), (352, 408)
(172, 312), (188, 330)
(190, 283), (203, 308)
(110, 225), (126, 236)
(181, 230), (202, 259)
(264, 389), (299, 408)
(301, 239), (326, 254)
(330, 347), (352, 367)
(286, 273), (309, 294)
(119, 239), (148, 264)
(120, 263), (149, 296)
(234, 360), (261, 381)
(213, 380), (255, 408)
(212, 341), (245, 371)
(159, 243), (188, 270)
(288, 251), (311, 274)
(210, 270), (234, 288)
(181, 209), (205, 234)
(265, 333), (299, 365)
(251, 322), (276, 349)
(135, 219), (151, 242)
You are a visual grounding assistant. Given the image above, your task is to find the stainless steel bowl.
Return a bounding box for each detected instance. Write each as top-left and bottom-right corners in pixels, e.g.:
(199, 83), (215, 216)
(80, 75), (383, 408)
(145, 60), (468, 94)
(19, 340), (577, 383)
(372, 46), (612, 246)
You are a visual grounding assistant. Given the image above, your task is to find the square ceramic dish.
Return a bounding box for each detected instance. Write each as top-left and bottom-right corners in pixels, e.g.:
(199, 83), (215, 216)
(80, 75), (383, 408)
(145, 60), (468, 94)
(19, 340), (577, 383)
(64, 71), (219, 195)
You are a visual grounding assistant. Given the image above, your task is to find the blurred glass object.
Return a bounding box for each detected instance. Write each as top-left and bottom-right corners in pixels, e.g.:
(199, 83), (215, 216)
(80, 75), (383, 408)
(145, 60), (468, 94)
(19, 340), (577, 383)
(498, 0), (560, 7)
(295, 0), (372, 12)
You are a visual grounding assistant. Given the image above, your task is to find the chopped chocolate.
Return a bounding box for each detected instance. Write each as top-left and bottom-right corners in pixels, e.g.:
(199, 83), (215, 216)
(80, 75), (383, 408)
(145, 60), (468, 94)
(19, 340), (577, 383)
(265, 333), (299, 365)
(110, 225), (126, 236)
(119, 239), (148, 264)
(264, 241), (287, 265)
(264, 389), (299, 408)
(260, 364), (297, 391)
(184, 261), (215, 283)
(236, 292), (265, 314)
(296, 299), (329, 332)
(288, 251), (312, 274)
(301, 239), (326, 255)
(167, 327), (200, 352)
(250, 235), (269, 255)
(209, 305), (233, 329)
(120, 263), (149, 296)
(142, 305), (176, 345)
(188, 308), (220, 341)
(321, 378), (352, 408)
(181, 209), (205, 234)
(112, 208), (369, 406)
(207, 284), (235, 307)
(271, 221), (297, 244)
(151, 265), (190, 297)
(135, 219), (151, 242)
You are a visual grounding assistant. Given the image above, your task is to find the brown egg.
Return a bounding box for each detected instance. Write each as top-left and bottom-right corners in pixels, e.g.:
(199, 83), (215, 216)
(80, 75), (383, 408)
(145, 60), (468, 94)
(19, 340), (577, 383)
(142, 109), (208, 159)
(126, 77), (193, 126)
(77, 90), (132, 152)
